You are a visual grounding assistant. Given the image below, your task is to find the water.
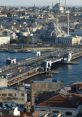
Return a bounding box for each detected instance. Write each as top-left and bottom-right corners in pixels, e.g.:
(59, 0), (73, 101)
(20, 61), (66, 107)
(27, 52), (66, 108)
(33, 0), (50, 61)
(25, 57), (82, 85)
(52, 58), (82, 85)
(0, 52), (35, 67)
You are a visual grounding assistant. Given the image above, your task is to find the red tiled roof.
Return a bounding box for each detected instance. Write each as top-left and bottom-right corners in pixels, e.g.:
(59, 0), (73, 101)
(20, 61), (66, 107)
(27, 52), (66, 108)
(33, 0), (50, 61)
(38, 93), (82, 108)
(38, 94), (67, 106)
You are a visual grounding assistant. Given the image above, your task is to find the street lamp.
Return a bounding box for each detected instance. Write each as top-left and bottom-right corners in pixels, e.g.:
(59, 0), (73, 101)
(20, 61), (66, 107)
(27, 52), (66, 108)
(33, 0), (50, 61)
(66, 10), (70, 36)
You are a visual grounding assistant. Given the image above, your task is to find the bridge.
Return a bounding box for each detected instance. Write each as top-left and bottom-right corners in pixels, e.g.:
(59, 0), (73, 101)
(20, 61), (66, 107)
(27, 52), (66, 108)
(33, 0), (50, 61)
(7, 56), (64, 86)
(0, 51), (59, 75)
(41, 49), (82, 71)
(1, 47), (82, 75)
(41, 57), (63, 72)
(1, 47), (82, 86)
(72, 51), (82, 60)
(7, 57), (64, 86)
(8, 67), (44, 86)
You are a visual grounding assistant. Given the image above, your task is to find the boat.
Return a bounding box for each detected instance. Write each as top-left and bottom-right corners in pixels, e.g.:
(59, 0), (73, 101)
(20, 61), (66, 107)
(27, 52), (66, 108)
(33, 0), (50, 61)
(6, 57), (16, 65)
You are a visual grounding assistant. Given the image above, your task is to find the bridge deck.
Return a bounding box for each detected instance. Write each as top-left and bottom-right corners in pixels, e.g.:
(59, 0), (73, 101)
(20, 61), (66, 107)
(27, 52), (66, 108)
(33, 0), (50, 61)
(0, 52), (58, 75)
(8, 68), (44, 86)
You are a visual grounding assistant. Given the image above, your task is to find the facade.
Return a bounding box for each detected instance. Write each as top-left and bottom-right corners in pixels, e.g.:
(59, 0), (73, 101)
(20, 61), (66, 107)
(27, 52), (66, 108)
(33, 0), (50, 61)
(31, 81), (63, 106)
(22, 31), (30, 37)
(55, 36), (82, 46)
(35, 93), (82, 117)
(53, 3), (65, 13)
(0, 88), (27, 104)
(0, 36), (10, 45)
(35, 82), (82, 117)
(10, 32), (18, 39)
(0, 78), (8, 87)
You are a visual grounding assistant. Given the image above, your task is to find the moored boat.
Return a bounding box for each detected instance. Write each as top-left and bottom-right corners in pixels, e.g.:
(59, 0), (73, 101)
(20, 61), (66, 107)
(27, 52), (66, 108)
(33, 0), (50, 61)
(6, 57), (16, 65)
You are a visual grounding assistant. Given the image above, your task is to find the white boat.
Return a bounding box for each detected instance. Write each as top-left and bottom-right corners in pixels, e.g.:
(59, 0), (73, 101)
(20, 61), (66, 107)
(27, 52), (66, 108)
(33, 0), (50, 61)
(6, 57), (16, 65)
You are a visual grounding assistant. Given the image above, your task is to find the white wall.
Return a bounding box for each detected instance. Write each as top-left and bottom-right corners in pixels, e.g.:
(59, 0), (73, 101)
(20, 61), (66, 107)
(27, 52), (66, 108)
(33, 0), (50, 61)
(0, 36), (10, 45)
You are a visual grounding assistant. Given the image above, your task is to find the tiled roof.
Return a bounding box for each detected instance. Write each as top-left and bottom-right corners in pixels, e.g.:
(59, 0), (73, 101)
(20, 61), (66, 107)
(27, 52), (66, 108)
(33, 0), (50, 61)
(0, 112), (32, 117)
(38, 93), (82, 108)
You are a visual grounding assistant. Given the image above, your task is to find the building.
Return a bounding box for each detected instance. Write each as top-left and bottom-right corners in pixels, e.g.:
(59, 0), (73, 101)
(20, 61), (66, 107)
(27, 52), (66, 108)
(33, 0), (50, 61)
(53, 3), (65, 13)
(10, 32), (18, 39)
(22, 31), (30, 37)
(55, 36), (82, 46)
(34, 82), (82, 117)
(0, 78), (8, 87)
(31, 80), (63, 106)
(0, 36), (10, 45)
(0, 87), (27, 104)
(71, 82), (82, 93)
(35, 90), (82, 117)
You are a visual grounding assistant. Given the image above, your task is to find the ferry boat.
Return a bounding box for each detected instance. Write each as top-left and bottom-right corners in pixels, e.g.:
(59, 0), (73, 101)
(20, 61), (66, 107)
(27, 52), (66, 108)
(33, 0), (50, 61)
(6, 58), (16, 65)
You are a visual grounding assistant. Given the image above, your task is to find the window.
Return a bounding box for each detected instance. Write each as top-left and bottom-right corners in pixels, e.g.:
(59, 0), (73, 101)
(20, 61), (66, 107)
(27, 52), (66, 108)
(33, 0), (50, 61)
(2, 94), (7, 96)
(8, 93), (13, 96)
(15, 93), (16, 96)
(21, 93), (24, 96)
(53, 111), (59, 113)
(65, 112), (72, 116)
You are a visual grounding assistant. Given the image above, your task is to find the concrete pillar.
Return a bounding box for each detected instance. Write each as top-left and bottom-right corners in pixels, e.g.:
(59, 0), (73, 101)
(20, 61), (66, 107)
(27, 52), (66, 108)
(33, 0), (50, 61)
(36, 51), (41, 57)
(45, 60), (52, 72)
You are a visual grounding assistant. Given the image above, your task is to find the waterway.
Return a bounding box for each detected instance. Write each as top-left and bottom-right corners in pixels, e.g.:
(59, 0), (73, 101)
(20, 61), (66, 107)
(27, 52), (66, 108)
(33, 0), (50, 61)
(0, 52), (35, 67)
(52, 58), (82, 85)
(0, 52), (82, 85)
(26, 57), (82, 85)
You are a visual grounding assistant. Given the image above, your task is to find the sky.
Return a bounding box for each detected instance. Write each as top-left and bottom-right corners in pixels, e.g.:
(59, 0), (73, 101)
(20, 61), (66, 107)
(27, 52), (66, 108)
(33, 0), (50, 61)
(0, 0), (82, 7)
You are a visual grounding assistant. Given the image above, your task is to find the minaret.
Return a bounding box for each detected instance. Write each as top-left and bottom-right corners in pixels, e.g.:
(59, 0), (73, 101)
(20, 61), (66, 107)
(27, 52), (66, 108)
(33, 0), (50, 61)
(66, 11), (70, 36)
(52, 2), (53, 8)
(65, 0), (66, 12)
(59, 0), (60, 4)
(59, 0), (60, 7)
(67, 11), (70, 36)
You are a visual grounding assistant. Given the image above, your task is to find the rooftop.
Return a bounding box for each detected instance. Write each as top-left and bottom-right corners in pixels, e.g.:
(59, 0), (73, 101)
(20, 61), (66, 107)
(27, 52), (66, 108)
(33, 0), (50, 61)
(37, 93), (82, 108)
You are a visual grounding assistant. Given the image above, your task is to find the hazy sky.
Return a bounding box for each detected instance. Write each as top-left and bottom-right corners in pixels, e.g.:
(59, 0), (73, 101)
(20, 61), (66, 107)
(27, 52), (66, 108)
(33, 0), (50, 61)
(0, 0), (82, 7)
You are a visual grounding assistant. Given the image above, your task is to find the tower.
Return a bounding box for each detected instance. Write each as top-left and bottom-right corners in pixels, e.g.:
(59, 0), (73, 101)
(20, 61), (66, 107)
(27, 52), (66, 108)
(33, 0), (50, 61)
(66, 10), (70, 36)
(65, 0), (66, 12)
